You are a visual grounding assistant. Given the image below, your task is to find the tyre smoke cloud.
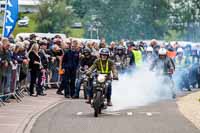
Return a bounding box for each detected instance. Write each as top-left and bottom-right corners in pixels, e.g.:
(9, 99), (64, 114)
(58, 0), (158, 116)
(108, 66), (178, 111)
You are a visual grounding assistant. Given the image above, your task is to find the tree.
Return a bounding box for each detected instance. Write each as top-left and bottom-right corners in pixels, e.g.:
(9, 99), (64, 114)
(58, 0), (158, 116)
(72, 0), (88, 18)
(137, 0), (170, 39)
(170, 0), (200, 41)
(36, 0), (74, 35)
(82, 0), (140, 41)
(79, 0), (171, 41)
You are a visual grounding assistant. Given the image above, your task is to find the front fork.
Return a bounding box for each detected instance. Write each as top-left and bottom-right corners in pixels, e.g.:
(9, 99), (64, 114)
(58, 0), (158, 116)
(164, 75), (176, 98)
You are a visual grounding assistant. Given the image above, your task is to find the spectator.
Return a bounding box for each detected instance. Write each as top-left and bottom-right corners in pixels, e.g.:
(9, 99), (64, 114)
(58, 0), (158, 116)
(13, 42), (28, 82)
(0, 38), (12, 102)
(28, 43), (45, 96)
(59, 40), (79, 98)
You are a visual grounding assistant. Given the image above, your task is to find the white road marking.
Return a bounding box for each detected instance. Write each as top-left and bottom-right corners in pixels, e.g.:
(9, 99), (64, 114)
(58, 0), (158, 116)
(76, 112), (83, 116)
(146, 112), (152, 116)
(138, 111), (161, 116)
(127, 112), (133, 116)
(103, 111), (121, 116)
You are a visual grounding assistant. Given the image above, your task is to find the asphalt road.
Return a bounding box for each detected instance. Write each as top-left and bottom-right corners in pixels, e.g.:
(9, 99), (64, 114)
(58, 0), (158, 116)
(31, 98), (199, 133)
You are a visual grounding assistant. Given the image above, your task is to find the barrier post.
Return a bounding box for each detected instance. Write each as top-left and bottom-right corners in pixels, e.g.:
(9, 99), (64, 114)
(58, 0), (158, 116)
(0, 67), (5, 106)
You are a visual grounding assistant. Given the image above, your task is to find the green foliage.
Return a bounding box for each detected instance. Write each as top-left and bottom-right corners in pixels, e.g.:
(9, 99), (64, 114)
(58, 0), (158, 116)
(76, 0), (171, 41)
(69, 28), (84, 38)
(11, 0), (200, 41)
(36, 0), (74, 35)
(164, 30), (181, 42)
(138, 0), (170, 39)
(170, 0), (200, 41)
(14, 13), (37, 36)
(72, 0), (88, 18)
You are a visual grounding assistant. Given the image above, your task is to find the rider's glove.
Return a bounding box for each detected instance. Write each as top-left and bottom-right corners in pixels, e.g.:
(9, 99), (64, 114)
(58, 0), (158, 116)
(113, 77), (119, 80)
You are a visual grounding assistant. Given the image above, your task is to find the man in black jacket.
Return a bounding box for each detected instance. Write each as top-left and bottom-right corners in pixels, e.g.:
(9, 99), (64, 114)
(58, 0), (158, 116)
(73, 48), (97, 100)
(59, 41), (79, 98)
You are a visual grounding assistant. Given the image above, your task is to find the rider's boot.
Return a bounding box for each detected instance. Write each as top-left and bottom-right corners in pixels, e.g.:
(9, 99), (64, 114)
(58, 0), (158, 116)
(85, 97), (91, 104)
(172, 93), (176, 99)
(107, 98), (113, 106)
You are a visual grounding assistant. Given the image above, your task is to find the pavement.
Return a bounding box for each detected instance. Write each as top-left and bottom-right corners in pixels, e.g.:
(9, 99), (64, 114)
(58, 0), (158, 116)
(177, 91), (200, 129)
(0, 89), (64, 133)
(31, 96), (200, 133)
(1, 89), (200, 133)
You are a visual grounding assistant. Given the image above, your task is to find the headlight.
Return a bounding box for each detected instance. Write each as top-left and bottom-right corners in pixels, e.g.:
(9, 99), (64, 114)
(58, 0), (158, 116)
(97, 74), (106, 83)
(93, 81), (97, 86)
(115, 62), (121, 66)
(82, 75), (86, 79)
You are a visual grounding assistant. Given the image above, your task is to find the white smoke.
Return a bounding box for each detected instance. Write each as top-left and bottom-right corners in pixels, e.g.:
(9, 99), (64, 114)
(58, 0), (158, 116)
(108, 66), (176, 111)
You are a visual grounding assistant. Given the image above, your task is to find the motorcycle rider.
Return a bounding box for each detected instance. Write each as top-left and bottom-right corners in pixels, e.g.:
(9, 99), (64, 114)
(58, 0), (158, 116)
(114, 45), (128, 72)
(145, 46), (154, 65)
(86, 48), (118, 106)
(189, 47), (199, 89)
(175, 47), (187, 69)
(73, 48), (97, 100)
(191, 46), (199, 64)
(150, 39), (160, 58)
(109, 41), (116, 61)
(150, 48), (174, 74)
(175, 47), (190, 91)
(150, 48), (176, 98)
(166, 46), (176, 71)
(129, 44), (143, 69)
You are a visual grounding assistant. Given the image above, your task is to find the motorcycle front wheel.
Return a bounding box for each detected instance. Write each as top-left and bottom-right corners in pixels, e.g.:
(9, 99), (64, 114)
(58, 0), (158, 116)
(94, 91), (102, 117)
(83, 82), (88, 99)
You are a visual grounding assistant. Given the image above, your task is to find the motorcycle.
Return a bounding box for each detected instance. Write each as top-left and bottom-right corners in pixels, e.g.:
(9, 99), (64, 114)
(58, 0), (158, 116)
(115, 55), (129, 73)
(115, 62), (123, 71)
(76, 67), (89, 99)
(157, 69), (176, 99)
(92, 74), (110, 117)
(115, 61), (127, 73)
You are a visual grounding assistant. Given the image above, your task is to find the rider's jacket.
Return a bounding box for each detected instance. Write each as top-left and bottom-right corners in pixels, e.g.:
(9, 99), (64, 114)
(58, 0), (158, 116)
(150, 56), (174, 75)
(87, 58), (118, 79)
(130, 49), (142, 68)
(175, 56), (188, 70)
(115, 54), (128, 65)
(80, 55), (97, 68)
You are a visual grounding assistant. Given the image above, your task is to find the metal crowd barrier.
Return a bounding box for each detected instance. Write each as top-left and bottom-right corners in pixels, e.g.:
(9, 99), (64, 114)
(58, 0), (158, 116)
(45, 58), (61, 88)
(0, 64), (23, 106)
(18, 64), (31, 96)
(0, 63), (34, 106)
(0, 59), (62, 107)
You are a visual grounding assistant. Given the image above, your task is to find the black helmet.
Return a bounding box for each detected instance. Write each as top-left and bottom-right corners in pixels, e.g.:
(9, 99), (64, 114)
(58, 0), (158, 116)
(128, 41), (135, 47)
(99, 48), (110, 56)
(83, 48), (91, 54)
(39, 39), (48, 46)
(186, 44), (192, 49)
(116, 45), (124, 50)
(167, 46), (175, 52)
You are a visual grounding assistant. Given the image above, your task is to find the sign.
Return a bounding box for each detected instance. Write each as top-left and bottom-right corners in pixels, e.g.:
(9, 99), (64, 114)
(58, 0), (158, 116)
(3, 0), (18, 37)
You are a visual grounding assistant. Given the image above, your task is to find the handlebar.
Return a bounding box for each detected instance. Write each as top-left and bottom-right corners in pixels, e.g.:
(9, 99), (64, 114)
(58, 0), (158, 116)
(151, 69), (174, 75)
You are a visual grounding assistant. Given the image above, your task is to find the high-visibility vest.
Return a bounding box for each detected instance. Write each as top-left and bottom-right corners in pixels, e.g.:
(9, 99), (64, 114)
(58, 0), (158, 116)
(132, 50), (142, 67)
(184, 56), (192, 66)
(175, 56), (192, 70)
(100, 60), (111, 74)
(175, 57), (186, 70)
